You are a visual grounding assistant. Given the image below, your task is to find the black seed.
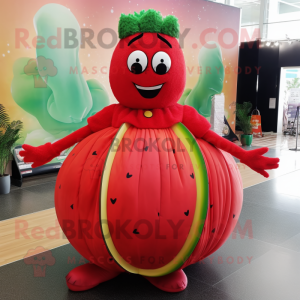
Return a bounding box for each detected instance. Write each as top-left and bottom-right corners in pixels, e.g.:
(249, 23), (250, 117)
(59, 184), (61, 189)
(184, 210), (189, 216)
(212, 228), (215, 233)
(233, 214), (235, 218)
(173, 149), (175, 154)
(133, 229), (139, 234)
(92, 151), (97, 155)
(190, 173), (194, 179)
(126, 172), (133, 178)
(72, 153), (75, 156)
(158, 212), (160, 216)
(70, 204), (74, 209)
(109, 257), (113, 261)
(110, 198), (117, 204)
(144, 146), (149, 151)
(210, 204), (213, 208)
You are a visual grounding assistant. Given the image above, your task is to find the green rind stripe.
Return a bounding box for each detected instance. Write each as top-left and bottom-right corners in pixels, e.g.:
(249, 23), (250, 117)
(171, 122), (209, 268)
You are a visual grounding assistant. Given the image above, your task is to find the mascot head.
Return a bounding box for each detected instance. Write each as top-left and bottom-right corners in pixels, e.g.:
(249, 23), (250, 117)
(109, 9), (186, 109)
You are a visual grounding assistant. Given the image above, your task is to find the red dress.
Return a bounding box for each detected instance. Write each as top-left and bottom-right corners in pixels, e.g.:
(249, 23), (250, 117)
(54, 103), (242, 274)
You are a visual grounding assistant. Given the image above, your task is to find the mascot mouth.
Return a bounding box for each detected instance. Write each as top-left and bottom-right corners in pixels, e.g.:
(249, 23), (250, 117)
(134, 83), (164, 98)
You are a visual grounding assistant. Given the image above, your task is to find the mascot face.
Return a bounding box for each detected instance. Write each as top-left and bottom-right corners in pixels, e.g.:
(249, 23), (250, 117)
(109, 32), (186, 109)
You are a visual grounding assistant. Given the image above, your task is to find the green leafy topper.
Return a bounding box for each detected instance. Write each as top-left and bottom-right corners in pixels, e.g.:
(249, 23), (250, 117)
(118, 9), (180, 39)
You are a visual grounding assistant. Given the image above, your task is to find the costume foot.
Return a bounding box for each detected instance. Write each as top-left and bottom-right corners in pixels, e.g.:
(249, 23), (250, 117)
(144, 269), (188, 293)
(66, 263), (121, 292)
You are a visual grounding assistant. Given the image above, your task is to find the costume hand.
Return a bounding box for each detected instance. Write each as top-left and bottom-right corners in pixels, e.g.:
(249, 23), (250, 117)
(19, 143), (59, 168)
(240, 147), (280, 178)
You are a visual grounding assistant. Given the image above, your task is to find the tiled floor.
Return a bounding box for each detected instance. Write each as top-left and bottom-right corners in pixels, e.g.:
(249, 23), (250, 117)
(0, 174), (57, 221)
(1, 135), (300, 299)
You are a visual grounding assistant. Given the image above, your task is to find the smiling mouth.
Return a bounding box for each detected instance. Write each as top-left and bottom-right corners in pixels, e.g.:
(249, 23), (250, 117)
(134, 83), (164, 98)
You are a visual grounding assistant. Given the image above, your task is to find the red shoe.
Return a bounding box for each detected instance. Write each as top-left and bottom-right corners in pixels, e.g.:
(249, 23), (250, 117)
(66, 263), (121, 292)
(143, 269), (188, 293)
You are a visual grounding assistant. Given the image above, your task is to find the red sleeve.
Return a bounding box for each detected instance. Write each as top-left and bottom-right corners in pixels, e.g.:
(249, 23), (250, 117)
(202, 130), (245, 159)
(182, 105), (211, 138)
(87, 104), (116, 132)
(51, 125), (93, 155)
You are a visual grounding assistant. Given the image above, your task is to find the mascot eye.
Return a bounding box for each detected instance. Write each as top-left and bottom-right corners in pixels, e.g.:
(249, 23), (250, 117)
(152, 51), (171, 75)
(127, 50), (148, 74)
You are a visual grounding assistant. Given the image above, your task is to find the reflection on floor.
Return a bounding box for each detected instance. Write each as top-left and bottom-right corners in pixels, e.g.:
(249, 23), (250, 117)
(237, 131), (299, 151)
(1, 133), (300, 299)
(236, 133), (300, 187)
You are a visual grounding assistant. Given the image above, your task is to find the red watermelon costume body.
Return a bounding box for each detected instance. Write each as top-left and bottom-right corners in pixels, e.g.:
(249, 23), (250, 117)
(20, 10), (279, 293)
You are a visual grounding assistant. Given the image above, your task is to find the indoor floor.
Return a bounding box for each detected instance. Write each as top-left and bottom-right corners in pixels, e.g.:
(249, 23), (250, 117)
(1, 134), (300, 300)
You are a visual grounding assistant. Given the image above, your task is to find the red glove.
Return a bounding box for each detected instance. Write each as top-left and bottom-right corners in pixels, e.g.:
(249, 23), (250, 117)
(239, 147), (279, 178)
(19, 143), (61, 168)
(19, 125), (94, 168)
(202, 130), (280, 178)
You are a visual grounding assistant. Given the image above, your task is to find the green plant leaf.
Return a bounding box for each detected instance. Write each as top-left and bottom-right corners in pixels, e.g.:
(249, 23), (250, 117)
(0, 105), (23, 176)
(234, 102), (253, 135)
(0, 104), (10, 130)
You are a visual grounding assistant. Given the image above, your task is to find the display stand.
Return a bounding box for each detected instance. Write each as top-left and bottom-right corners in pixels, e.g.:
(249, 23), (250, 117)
(289, 106), (300, 151)
(11, 145), (62, 187)
(223, 116), (239, 142)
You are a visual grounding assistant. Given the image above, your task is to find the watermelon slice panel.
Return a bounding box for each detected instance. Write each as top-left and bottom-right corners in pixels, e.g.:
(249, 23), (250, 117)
(101, 123), (209, 276)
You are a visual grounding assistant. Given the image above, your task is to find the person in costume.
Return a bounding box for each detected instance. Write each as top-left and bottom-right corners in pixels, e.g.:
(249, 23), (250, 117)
(20, 10), (279, 293)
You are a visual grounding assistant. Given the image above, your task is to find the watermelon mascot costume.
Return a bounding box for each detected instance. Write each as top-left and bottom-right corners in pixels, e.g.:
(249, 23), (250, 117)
(20, 10), (279, 293)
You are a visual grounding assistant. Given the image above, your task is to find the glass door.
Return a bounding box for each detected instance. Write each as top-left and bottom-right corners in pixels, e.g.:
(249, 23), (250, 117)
(278, 67), (300, 134)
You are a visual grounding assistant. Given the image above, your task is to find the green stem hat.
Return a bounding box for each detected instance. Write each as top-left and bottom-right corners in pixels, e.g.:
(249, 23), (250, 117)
(118, 9), (180, 39)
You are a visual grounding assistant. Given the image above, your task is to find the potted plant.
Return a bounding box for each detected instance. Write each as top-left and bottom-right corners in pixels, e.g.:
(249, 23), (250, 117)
(0, 104), (23, 194)
(235, 102), (253, 146)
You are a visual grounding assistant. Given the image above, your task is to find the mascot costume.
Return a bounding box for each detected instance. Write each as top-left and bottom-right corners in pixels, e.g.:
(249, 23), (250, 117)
(20, 10), (279, 293)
